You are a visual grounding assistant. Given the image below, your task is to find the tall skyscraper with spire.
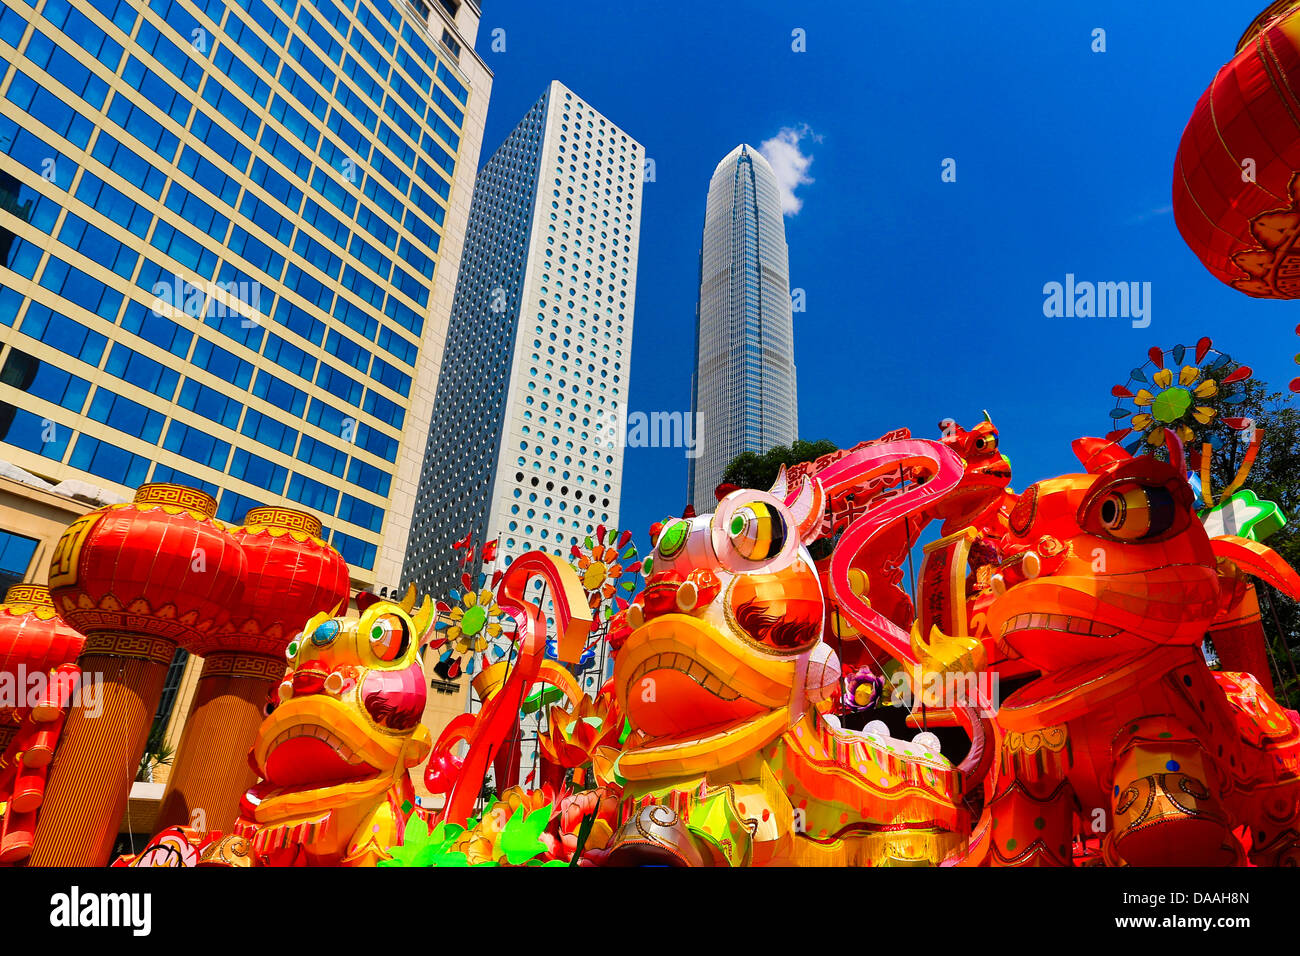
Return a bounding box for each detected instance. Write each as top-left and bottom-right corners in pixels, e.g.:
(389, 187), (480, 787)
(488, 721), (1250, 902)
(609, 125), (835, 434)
(687, 143), (797, 512)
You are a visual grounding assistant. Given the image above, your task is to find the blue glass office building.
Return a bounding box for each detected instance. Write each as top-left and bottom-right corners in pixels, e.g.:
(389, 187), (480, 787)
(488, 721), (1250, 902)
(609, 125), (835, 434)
(0, 0), (489, 584)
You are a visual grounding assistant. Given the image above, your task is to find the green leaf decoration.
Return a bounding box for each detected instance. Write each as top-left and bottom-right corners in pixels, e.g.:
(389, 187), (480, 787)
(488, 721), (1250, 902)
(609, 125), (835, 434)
(382, 815), (467, 867)
(622, 546), (637, 560)
(499, 803), (555, 865)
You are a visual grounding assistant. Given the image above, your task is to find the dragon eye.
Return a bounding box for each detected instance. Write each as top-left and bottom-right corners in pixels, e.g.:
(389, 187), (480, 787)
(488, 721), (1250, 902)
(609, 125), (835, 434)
(369, 612), (409, 662)
(727, 502), (787, 561)
(1093, 484), (1177, 541)
(657, 519), (688, 559)
(975, 435), (997, 452)
(310, 619), (340, 647)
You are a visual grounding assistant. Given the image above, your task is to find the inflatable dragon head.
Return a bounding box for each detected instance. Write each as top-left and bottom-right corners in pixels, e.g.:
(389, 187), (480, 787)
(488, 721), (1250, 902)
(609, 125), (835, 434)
(612, 469), (839, 780)
(986, 438), (1221, 672)
(238, 588), (434, 865)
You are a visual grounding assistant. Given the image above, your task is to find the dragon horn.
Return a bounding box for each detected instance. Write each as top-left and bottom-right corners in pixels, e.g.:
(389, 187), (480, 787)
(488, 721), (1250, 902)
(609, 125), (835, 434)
(399, 583), (418, 614)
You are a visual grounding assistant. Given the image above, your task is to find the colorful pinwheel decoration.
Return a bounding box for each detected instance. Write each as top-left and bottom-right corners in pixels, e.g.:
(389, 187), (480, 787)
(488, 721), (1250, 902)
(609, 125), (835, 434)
(552, 527), (645, 675)
(1107, 339), (1254, 453)
(569, 525), (643, 618)
(430, 570), (513, 678)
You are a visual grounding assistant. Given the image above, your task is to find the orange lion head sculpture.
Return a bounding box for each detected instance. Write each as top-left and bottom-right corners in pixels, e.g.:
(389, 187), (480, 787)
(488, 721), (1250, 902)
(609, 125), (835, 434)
(612, 469), (837, 778)
(986, 438), (1220, 673)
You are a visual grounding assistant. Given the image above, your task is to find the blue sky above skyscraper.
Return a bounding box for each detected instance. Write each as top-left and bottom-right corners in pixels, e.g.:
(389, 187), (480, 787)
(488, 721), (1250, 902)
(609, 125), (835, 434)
(473, 0), (1299, 547)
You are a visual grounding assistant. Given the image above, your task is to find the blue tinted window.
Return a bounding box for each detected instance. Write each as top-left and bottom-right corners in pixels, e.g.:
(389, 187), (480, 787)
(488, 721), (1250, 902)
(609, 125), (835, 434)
(337, 493), (383, 533)
(229, 448), (286, 494)
(191, 337), (253, 388)
(240, 407), (298, 454)
(86, 388), (165, 442)
(315, 362), (362, 405)
(362, 388), (403, 428)
(150, 464), (219, 498)
(295, 433), (347, 477)
(163, 420), (231, 470)
(119, 301), (193, 358)
(69, 434), (151, 486)
(331, 529), (375, 569)
(177, 378), (241, 428)
(0, 348), (90, 412)
(90, 131), (166, 198)
(346, 457), (390, 497)
(18, 303), (107, 364)
(251, 369), (306, 415)
(74, 172), (153, 238)
(104, 343), (180, 398)
(376, 325), (416, 367)
(0, 404), (71, 459)
(215, 489), (266, 524)
(287, 472), (338, 513)
(263, 332), (315, 379)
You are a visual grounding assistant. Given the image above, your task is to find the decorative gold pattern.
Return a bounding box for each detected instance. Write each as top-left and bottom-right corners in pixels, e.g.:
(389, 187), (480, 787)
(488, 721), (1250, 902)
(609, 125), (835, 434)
(201, 652), (284, 681)
(242, 506), (323, 538)
(133, 483), (217, 517)
(47, 512), (101, 590)
(1004, 726), (1069, 755)
(83, 632), (176, 665)
(3, 584), (53, 607)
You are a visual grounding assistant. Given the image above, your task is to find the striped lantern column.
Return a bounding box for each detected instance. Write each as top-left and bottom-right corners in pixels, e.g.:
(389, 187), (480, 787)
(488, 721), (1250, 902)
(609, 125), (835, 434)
(30, 484), (245, 866)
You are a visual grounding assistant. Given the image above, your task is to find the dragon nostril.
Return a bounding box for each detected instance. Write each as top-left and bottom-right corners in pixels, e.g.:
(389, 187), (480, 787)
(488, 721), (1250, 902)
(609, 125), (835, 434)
(676, 580), (698, 612)
(324, 671), (345, 696)
(626, 604), (645, 630)
(1023, 551), (1041, 579)
(991, 574), (1007, 597)
(278, 680), (294, 702)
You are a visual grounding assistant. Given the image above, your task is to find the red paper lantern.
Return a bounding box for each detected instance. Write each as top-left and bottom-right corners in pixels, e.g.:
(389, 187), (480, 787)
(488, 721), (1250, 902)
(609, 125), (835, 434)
(32, 483), (245, 866)
(1173, 2), (1300, 297)
(0, 585), (83, 707)
(198, 506), (351, 658)
(47, 483), (246, 651)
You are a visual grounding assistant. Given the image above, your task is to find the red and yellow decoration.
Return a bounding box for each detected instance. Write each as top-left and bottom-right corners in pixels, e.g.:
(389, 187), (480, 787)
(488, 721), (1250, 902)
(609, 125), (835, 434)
(156, 506), (350, 834)
(33, 483), (246, 867)
(0, 585), (83, 864)
(1173, 1), (1300, 297)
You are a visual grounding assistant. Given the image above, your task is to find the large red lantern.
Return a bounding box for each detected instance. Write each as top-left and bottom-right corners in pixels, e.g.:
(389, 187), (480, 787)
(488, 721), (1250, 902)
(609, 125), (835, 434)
(1173, 1), (1300, 297)
(31, 483), (245, 866)
(0, 585), (83, 863)
(157, 507), (350, 833)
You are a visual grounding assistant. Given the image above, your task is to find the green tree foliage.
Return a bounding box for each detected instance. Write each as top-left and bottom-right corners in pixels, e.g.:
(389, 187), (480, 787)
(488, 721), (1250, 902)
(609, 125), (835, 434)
(720, 439), (840, 492)
(1203, 376), (1300, 706)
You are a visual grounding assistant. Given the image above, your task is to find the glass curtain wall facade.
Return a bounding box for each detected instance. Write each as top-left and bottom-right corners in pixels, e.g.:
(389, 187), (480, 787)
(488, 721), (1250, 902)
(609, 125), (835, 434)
(0, 0), (489, 585)
(687, 143), (797, 513)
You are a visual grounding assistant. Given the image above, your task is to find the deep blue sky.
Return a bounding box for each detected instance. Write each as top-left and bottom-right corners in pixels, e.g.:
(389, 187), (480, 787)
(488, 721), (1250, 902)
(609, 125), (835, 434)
(471, 0), (1299, 547)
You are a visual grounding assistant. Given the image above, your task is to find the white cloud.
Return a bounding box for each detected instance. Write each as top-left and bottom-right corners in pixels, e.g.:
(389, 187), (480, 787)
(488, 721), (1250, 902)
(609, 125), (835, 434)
(759, 125), (818, 216)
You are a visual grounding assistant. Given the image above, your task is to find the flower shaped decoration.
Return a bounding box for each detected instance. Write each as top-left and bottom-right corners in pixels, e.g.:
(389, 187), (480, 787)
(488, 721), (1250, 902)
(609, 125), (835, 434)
(569, 525), (643, 621)
(431, 571), (510, 678)
(538, 692), (622, 770)
(843, 666), (885, 713)
(1107, 339), (1253, 452)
